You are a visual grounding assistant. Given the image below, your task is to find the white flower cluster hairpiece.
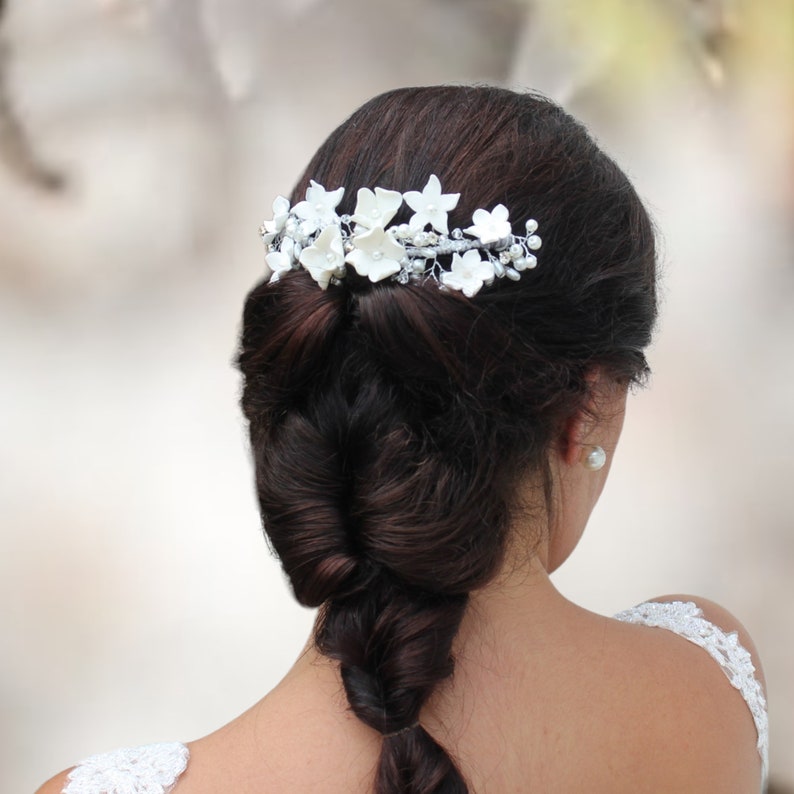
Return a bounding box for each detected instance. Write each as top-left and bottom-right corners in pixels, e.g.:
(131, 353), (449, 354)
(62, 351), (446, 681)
(259, 174), (541, 298)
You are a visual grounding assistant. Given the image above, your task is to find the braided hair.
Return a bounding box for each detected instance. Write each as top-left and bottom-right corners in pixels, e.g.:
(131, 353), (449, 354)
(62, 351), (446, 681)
(237, 86), (657, 793)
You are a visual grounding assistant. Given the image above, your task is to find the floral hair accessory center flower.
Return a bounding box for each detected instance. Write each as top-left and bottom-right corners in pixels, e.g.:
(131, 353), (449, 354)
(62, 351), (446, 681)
(260, 175), (542, 297)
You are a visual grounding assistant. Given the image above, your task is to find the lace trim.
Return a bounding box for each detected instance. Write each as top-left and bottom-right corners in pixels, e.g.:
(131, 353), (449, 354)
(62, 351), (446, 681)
(613, 600), (768, 781)
(63, 742), (189, 794)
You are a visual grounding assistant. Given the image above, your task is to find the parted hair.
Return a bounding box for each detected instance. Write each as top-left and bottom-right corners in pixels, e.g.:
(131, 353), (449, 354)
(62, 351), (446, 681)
(237, 86), (657, 794)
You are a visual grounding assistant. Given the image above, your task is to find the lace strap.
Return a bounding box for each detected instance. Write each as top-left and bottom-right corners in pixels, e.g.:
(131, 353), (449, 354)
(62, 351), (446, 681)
(63, 742), (189, 794)
(613, 600), (768, 782)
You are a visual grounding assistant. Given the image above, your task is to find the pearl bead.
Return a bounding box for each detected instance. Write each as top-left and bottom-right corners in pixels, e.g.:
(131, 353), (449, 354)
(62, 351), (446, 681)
(582, 445), (606, 471)
(372, 251), (383, 260)
(527, 235), (542, 250)
(326, 253), (336, 263)
(509, 243), (523, 257)
(371, 209), (381, 218)
(426, 204), (436, 212)
(525, 219), (538, 233)
(314, 203), (324, 212)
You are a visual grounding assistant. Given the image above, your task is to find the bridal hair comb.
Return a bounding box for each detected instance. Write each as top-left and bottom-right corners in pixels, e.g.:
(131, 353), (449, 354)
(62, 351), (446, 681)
(259, 175), (541, 297)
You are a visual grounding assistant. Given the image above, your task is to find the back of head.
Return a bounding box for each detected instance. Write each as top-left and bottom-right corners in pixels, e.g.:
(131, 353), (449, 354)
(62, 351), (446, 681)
(238, 85), (657, 794)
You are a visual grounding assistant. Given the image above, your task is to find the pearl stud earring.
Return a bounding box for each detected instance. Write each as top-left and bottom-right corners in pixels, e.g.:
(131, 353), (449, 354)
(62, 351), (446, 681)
(581, 445), (607, 471)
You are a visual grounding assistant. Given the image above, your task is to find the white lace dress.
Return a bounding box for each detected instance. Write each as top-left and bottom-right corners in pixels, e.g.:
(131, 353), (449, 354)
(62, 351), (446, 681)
(60, 601), (769, 793)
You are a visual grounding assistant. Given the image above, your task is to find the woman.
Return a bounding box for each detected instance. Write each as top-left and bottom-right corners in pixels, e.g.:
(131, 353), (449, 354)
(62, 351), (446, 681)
(38, 86), (767, 793)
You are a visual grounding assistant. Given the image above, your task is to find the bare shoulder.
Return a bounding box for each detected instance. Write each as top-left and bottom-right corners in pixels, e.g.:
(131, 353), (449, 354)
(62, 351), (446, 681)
(608, 593), (765, 791)
(34, 768), (73, 794)
(648, 593), (767, 690)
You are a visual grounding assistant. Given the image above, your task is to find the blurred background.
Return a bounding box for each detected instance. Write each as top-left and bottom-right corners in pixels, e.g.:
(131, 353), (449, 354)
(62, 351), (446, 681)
(1, 0), (792, 791)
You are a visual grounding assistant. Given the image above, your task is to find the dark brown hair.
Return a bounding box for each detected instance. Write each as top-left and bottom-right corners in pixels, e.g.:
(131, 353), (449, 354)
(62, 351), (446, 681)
(237, 86), (657, 793)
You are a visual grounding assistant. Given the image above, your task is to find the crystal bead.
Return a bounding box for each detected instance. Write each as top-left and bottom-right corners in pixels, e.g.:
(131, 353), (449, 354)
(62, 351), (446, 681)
(340, 214), (351, 224)
(499, 251), (511, 264)
(451, 228), (463, 240)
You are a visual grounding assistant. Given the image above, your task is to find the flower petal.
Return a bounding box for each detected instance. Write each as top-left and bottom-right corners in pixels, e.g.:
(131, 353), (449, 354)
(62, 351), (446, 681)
(470, 208), (491, 226)
(492, 204), (510, 223)
(403, 189), (425, 214)
(424, 174), (442, 200)
(346, 249), (401, 281)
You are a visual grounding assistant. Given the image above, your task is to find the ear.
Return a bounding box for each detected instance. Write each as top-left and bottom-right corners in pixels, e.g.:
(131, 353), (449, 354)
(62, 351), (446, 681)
(557, 368), (627, 468)
(559, 408), (594, 468)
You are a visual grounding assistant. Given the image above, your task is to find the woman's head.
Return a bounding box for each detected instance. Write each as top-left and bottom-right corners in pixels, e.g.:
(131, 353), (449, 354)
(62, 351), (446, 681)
(238, 85), (657, 793)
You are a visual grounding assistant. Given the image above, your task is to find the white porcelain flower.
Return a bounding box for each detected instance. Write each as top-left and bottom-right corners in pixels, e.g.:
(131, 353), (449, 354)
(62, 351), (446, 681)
(265, 237), (296, 282)
(465, 204), (512, 244)
(350, 187), (403, 230)
(292, 180), (345, 236)
(299, 225), (345, 289)
(260, 195), (291, 245)
(345, 227), (405, 282)
(403, 174), (459, 234)
(440, 249), (494, 297)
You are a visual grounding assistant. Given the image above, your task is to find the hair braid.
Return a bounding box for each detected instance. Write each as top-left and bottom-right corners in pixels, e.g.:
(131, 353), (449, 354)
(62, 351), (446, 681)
(318, 584), (469, 792)
(241, 277), (522, 791)
(308, 325), (479, 791)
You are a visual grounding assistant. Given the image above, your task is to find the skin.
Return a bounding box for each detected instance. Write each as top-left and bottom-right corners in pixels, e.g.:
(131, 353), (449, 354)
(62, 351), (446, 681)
(36, 371), (766, 793)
